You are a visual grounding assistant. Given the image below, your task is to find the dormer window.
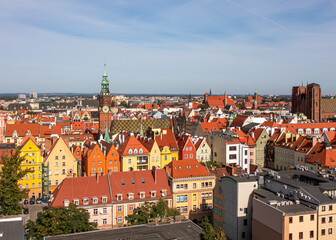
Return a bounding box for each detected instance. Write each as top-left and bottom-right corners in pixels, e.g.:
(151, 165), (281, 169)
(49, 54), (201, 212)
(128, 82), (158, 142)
(150, 191), (156, 198)
(139, 148), (143, 154)
(306, 129), (311, 134)
(117, 194), (123, 201)
(139, 192), (145, 199)
(92, 197), (98, 204)
(73, 198), (79, 206)
(64, 199), (70, 207)
(161, 189), (167, 197)
(128, 193), (134, 200)
(134, 149), (138, 154)
(102, 196), (107, 203)
(83, 197), (89, 205)
(128, 149), (133, 155)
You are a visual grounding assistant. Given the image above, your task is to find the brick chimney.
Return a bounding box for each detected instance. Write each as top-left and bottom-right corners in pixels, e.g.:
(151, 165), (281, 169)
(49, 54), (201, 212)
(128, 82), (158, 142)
(152, 166), (157, 184)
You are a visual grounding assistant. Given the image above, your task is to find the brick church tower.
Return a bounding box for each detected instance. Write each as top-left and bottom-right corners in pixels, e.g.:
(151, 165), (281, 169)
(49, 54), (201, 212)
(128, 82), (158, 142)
(292, 83), (321, 121)
(99, 65), (113, 133)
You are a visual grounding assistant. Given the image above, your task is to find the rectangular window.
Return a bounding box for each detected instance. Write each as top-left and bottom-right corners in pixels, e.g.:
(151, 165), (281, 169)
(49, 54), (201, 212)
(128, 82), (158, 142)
(289, 217), (293, 223)
(322, 206), (326, 211)
(289, 233), (292, 240)
(55, 180), (59, 185)
(193, 205), (196, 211)
(321, 229), (325, 235)
(229, 146), (236, 151)
(128, 159), (132, 164)
(117, 206), (122, 212)
(103, 219), (107, 225)
(98, 161), (101, 165)
(193, 183), (196, 189)
(184, 154), (188, 159)
(55, 161), (58, 166)
(229, 154), (236, 159)
(117, 216), (122, 223)
(129, 205), (134, 211)
(329, 216), (333, 223)
(92, 161), (95, 166)
(322, 217), (326, 224)
(310, 215), (314, 221)
(299, 232), (303, 239)
(328, 228), (333, 234)
(93, 209), (98, 215)
(114, 167), (117, 172)
(310, 231), (314, 238)
(55, 169), (59, 175)
(62, 162), (65, 166)
(299, 216), (303, 222)
(329, 205), (333, 211)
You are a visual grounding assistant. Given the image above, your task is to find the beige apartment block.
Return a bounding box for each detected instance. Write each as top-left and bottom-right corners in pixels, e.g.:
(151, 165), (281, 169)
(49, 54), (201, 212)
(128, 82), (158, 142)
(253, 189), (317, 240)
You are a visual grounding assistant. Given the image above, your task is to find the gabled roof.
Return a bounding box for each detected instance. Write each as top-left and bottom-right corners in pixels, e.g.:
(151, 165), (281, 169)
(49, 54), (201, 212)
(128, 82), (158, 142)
(230, 115), (248, 128)
(118, 135), (149, 156)
(306, 148), (336, 168)
(50, 168), (172, 207)
(5, 123), (40, 137)
(200, 122), (220, 133)
(155, 128), (178, 151)
(168, 159), (212, 178)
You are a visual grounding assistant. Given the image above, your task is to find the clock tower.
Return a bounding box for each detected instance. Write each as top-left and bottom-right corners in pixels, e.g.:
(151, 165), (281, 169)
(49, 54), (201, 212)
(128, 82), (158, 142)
(99, 65), (113, 133)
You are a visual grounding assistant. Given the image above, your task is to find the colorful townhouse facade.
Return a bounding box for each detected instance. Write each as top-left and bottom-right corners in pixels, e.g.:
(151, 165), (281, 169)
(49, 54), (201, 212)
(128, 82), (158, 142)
(50, 168), (172, 228)
(43, 137), (78, 196)
(18, 136), (43, 198)
(168, 159), (216, 224)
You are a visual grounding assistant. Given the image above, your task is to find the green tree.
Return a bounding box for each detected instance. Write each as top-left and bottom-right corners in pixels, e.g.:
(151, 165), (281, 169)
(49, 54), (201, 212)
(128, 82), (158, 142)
(200, 217), (227, 240)
(25, 204), (96, 240)
(0, 149), (32, 215)
(126, 198), (180, 225)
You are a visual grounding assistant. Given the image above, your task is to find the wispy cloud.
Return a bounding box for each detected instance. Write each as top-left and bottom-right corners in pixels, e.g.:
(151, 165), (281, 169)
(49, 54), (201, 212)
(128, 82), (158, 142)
(1, 0), (336, 94)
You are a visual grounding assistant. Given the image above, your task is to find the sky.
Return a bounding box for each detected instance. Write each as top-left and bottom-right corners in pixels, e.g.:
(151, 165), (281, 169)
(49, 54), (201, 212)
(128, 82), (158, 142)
(1, 0), (336, 95)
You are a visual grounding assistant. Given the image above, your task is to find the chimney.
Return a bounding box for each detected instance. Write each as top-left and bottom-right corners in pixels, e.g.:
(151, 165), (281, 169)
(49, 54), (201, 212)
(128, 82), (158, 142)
(312, 136), (318, 147)
(96, 173), (99, 183)
(152, 166), (157, 184)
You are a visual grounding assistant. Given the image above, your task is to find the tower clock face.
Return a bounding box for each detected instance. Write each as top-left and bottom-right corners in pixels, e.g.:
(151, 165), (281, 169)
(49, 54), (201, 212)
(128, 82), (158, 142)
(102, 106), (109, 113)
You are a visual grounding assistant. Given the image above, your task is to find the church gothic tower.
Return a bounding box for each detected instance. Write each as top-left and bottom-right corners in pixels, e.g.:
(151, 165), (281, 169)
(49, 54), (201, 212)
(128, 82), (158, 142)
(99, 65), (113, 133)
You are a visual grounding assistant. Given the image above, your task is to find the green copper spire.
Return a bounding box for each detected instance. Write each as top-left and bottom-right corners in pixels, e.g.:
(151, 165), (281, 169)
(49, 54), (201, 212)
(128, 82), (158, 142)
(104, 126), (111, 143)
(101, 64), (110, 94)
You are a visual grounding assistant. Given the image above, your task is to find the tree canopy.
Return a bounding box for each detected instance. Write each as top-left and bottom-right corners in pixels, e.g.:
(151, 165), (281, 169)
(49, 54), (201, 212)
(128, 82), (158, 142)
(126, 198), (180, 225)
(0, 148), (32, 215)
(25, 204), (96, 240)
(200, 217), (227, 240)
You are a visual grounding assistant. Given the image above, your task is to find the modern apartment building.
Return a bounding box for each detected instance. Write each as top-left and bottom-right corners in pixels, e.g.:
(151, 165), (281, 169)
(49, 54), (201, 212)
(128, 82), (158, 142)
(213, 176), (258, 240)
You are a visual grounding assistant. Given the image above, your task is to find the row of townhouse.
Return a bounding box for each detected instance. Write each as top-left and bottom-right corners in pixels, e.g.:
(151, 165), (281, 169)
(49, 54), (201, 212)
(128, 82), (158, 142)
(4, 122), (97, 148)
(50, 159), (216, 228)
(270, 129), (336, 171)
(82, 128), (211, 177)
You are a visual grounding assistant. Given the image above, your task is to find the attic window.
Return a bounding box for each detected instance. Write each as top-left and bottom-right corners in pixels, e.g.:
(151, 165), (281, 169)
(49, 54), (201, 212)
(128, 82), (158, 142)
(128, 149), (133, 155)
(141, 177), (145, 184)
(131, 178), (135, 184)
(73, 198), (79, 206)
(139, 148), (143, 154)
(64, 200), (70, 207)
(150, 191), (156, 198)
(195, 164), (199, 168)
(83, 197), (89, 205)
(134, 149), (138, 154)
(161, 189), (167, 197)
(92, 197), (98, 204)
(128, 193), (134, 200)
(121, 179), (125, 185)
(179, 166), (182, 169)
(174, 167), (177, 170)
(102, 196), (107, 203)
(117, 194), (122, 201)
(139, 192), (145, 198)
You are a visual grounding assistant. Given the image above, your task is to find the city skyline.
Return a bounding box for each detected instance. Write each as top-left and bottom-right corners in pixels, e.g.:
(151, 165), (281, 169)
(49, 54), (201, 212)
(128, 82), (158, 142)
(1, 0), (336, 94)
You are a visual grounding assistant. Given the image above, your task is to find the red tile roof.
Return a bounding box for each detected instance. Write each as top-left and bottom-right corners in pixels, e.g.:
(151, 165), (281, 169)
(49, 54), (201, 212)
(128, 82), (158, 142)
(5, 123), (40, 137)
(230, 115), (248, 128)
(50, 168), (172, 207)
(200, 122), (220, 133)
(118, 135), (149, 156)
(168, 159), (212, 178)
(306, 148), (336, 168)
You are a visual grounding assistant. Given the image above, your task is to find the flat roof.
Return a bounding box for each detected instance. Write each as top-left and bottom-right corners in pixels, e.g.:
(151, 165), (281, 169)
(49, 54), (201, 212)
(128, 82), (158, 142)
(44, 220), (204, 240)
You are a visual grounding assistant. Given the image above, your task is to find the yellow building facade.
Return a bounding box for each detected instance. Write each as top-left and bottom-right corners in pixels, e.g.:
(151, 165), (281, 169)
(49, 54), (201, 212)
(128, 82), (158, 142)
(18, 137), (43, 198)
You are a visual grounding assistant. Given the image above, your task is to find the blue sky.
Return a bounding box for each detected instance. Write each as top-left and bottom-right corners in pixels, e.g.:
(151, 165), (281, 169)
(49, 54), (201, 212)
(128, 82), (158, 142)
(1, 0), (336, 95)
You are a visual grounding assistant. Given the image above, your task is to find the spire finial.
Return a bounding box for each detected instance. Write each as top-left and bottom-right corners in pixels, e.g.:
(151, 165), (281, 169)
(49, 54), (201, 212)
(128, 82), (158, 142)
(103, 64), (107, 77)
